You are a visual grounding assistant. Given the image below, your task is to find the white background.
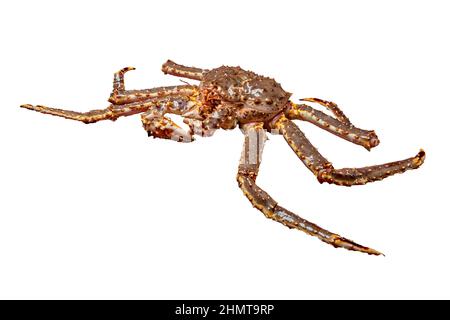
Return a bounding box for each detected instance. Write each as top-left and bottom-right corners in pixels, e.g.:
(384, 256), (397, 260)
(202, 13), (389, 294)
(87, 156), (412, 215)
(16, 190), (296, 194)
(1, 0), (449, 299)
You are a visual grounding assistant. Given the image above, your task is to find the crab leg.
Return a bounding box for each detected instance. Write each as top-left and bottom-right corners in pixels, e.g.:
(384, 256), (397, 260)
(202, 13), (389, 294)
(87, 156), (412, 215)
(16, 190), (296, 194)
(300, 98), (352, 125)
(20, 104), (116, 124)
(287, 102), (380, 150)
(161, 60), (207, 81)
(110, 85), (197, 105)
(21, 66), (201, 123)
(109, 67), (198, 105)
(21, 91), (198, 124)
(273, 115), (425, 186)
(236, 122), (382, 255)
(21, 98), (157, 124)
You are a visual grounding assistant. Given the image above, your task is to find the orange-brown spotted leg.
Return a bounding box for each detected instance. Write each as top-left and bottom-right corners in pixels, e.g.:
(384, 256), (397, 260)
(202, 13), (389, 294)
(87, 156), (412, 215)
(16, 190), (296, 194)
(20, 96), (161, 124)
(109, 85), (197, 105)
(21, 91), (198, 125)
(272, 115), (425, 186)
(237, 122), (382, 255)
(21, 66), (200, 123)
(108, 66), (198, 105)
(317, 151), (426, 186)
(20, 104), (116, 124)
(300, 98), (352, 125)
(20, 97), (167, 123)
(161, 60), (207, 81)
(287, 102), (380, 150)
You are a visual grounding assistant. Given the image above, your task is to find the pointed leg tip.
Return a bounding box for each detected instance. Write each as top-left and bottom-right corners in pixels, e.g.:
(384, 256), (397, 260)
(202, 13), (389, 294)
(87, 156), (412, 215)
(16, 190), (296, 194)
(418, 149), (426, 158)
(21, 104), (48, 113)
(366, 248), (385, 256)
(118, 66), (136, 73)
(369, 134), (380, 149)
(21, 104), (42, 112)
(413, 149), (426, 168)
(331, 235), (384, 256)
(349, 244), (384, 256)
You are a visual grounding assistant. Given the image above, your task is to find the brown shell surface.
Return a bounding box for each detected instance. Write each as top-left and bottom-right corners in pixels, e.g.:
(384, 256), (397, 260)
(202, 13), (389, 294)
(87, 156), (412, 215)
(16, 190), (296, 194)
(200, 66), (291, 124)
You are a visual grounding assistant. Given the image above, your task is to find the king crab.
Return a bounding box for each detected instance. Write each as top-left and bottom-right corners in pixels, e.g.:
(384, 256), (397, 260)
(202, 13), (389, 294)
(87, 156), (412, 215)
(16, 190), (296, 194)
(21, 60), (426, 255)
